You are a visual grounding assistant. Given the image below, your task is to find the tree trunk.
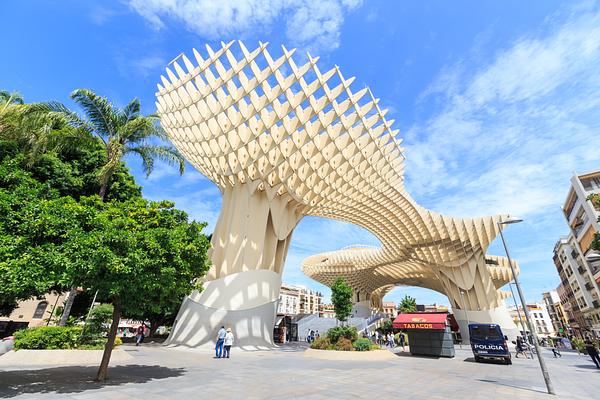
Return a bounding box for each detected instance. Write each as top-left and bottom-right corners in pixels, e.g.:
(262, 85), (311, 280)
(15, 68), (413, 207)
(98, 180), (108, 202)
(58, 286), (77, 326)
(96, 297), (121, 381)
(148, 318), (161, 337)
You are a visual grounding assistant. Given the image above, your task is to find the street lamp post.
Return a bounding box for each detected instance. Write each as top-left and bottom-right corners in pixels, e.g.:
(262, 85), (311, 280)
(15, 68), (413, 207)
(508, 282), (527, 335)
(498, 217), (555, 395)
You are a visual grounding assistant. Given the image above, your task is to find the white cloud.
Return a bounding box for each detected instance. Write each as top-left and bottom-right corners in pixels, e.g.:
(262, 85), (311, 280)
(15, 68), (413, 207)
(127, 0), (362, 54)
(89, 6), (119, 25)
(405, 6), (600, 222)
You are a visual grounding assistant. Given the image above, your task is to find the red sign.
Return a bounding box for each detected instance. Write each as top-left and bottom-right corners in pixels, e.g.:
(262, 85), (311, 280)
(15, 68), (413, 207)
(393, 313), (448, 330)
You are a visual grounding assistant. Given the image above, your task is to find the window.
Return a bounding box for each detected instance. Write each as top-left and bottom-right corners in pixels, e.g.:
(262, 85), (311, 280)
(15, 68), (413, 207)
(32, 301), (48, 319)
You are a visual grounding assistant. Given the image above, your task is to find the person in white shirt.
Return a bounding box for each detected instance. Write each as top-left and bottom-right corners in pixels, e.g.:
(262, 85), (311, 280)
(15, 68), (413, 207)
(223, 328), (234, 358)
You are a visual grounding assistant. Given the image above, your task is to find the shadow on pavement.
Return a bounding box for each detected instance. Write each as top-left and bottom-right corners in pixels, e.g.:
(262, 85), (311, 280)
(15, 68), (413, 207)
(392, 352), (440, 359)
(574, 364), (600, 370)
(475, 379), (547, 395)
(0, 364), (185, 398)
(463, 357), (509, 365)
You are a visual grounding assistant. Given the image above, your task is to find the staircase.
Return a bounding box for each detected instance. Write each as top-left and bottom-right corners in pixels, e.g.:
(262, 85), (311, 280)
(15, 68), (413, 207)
(296, 315), (384, 340)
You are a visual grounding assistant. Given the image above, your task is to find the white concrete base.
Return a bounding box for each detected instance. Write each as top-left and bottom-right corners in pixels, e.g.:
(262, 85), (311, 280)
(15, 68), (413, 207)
(453, 304), (519, 344)
(166, 270), (281, 350)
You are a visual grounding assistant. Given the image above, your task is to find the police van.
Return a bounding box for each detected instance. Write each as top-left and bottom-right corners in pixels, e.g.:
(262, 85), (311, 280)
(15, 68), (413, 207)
(469, 323), (512, 365)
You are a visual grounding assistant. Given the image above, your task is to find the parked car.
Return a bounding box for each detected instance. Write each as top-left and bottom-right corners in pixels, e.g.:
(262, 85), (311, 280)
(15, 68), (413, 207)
(469, 324), (511, 365)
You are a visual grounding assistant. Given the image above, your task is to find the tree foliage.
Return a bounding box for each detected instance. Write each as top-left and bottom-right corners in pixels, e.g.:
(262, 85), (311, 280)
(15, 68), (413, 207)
(589, 194), (600, 253)
(397, 295), (417, 313)
(331, 277), (353, 322)
(0, 90), (211, 380)
(0, 134), (140, 314)
(48, 89), (184, 200)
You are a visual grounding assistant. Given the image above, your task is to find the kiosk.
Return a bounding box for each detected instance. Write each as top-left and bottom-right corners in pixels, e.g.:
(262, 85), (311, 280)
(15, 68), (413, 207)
(393, 312), (455, 358)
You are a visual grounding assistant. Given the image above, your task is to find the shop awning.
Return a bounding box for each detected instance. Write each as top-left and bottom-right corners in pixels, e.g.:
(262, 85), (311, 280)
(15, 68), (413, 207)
(393, 313), (448, 330)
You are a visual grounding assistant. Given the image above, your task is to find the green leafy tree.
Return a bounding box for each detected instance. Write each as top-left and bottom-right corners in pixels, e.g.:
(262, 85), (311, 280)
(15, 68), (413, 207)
(0, 134), (140, 316)
(81, 304), (114, 343)
(49, 89), (185, 325)
(1, 193), (210, 380)
(397, 295), (417, 313)
(67, 198), (210, 380)
(331, 277), (353, 323)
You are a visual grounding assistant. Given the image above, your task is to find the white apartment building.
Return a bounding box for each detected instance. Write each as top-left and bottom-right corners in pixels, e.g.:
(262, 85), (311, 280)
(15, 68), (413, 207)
(542, 290), (569, 335)
(278, 284), (300, 315)
(509, 303), (554, 337)
(556, 170), (600, 336)
(277, 283), (323, 315)
(382, 302), (397, 319)
(320, 304), (336, 318)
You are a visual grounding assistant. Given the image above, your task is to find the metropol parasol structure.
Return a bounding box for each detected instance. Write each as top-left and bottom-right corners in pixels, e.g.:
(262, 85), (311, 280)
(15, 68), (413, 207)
(155, 41), (519, 347)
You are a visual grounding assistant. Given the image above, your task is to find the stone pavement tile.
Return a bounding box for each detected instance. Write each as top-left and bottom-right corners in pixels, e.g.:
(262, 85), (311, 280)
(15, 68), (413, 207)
(5, 345), (600, 399)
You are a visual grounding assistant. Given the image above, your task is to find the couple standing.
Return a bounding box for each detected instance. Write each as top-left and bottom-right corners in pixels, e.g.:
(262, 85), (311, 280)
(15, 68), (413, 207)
(215, 326), (234, 358)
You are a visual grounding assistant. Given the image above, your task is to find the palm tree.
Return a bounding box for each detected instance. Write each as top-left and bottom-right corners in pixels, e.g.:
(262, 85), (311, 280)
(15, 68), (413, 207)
(52, 88), (184, 200)
(0, 90), (79, 162)
(51, 89), (184, 326)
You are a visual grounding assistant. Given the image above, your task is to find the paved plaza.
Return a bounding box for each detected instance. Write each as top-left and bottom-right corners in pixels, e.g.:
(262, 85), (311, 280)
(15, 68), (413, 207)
(0, 343), (598, 399)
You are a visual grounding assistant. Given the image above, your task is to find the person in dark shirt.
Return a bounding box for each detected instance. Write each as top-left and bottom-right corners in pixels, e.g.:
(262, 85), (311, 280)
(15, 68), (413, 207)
(584, 338), (600, 368)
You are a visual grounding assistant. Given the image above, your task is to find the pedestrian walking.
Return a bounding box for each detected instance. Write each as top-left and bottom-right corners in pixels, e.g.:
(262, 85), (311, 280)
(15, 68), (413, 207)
(135, 323), (145, 346)
(223, 328), (234, 358)
(515, 336), (529, 359)
(315, 330), (320, 339)
(306, 329), (312, 343)
(550, 339), (561, 358)
(215, 326), (226, 358)
(584, 338), (600, 368)
(399, 333), (406, 350)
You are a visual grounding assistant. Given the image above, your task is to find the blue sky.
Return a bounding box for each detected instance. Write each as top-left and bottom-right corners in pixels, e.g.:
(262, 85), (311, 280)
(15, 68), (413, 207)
(3, 0), (600, 306)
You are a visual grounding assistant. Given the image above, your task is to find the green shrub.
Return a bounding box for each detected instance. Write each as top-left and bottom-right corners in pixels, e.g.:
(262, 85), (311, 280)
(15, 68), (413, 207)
(327, 326), (358, 344)
(80, 304), (112, 342)
(353, 338), (373, 351)
(310, 337), (331, 350)
(335, 337), (353, 351)
(14, 326), (82, 350)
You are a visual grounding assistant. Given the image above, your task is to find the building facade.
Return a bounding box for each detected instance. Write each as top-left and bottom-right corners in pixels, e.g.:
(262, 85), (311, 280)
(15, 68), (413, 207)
(509, 303), (554, 337)
(0, 292), (68, 337)
(277, 284), (322, 316)
(416, 303), (449, 313)
(320, 304), (336, 319)
(553, 170), (600, 337)
(277, 284), (300, 315)
(542, 290), (569, 336)
(382, 301), (397, 319)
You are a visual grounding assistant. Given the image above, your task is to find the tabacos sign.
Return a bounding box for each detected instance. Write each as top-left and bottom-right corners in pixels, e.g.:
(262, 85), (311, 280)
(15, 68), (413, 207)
(396, 316), (446, 330)
(404, 323), (434, 329)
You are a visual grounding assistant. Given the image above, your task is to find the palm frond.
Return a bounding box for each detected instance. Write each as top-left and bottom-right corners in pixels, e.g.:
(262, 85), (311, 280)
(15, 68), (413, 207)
(119, 98), (141, 123)
(0, 90), (24, 106)
(125, 146), (155, 177)
(70, 89), (118, 140)
(126, 144), (184, 176)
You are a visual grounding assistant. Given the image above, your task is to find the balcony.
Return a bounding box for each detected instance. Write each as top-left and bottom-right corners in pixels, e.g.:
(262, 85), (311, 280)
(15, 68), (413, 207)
(593, 300), (600, 308)
(579, 266), (586, 275)
(585, 282), (595, 291)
